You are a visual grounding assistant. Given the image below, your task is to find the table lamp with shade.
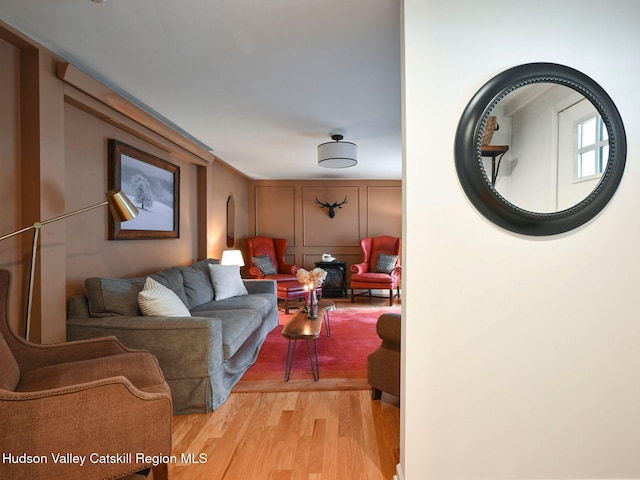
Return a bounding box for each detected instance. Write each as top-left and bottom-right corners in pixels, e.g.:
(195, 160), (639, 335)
(0, 189), (138, 339)
(220, 249), (245, 267)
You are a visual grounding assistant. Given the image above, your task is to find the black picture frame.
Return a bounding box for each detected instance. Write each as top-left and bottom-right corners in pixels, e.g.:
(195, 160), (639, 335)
(108, 139), (180, 240)
(454, 63), (626, 236)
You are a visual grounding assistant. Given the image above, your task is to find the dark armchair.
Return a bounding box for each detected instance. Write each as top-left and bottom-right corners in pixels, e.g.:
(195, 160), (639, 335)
(367, 312), (401, 399)
(246, 236), (299, 281)
(351, 235), (402, 305)
(0, 270), (172, 480)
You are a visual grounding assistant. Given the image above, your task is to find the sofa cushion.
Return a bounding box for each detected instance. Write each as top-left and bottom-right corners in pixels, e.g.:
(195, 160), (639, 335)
(181, 263), (215, 308)
(208, 264), (248, 300)
(138, 277), (191, 317)
(191, 293), (275, 320)
(150, 267), (189, 307)
(190, 308), (262, 360)
(85, 277), (145, 317)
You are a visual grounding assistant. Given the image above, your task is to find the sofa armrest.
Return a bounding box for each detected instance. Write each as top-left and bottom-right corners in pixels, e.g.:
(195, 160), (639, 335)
(242, 278), (277, 295)
(376, 313), (401, 349)
(67, 315), (224, 379)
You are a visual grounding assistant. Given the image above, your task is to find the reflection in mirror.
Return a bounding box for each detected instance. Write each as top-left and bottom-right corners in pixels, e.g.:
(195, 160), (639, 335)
(481, 83), (608, 213)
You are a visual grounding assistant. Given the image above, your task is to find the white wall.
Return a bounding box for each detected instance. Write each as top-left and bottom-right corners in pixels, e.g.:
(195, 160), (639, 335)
(403, 0), (640, 478)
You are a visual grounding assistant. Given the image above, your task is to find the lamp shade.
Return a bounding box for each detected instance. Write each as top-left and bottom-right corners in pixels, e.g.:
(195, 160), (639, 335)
(318, 134), (358, 168)
(106, 190), (139, 222)
(221, 249), (245, 267)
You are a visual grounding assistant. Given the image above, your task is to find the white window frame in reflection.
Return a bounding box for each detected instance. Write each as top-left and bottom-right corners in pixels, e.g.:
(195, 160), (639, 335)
(575, 115), (608, 181)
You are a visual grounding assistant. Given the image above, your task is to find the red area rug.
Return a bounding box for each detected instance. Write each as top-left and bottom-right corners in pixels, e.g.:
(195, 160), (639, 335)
(235, 306), (400, 392)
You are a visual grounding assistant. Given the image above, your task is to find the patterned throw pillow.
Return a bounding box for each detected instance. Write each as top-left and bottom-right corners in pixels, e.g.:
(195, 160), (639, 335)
(138, 277), (191, 317)
(252, 254), (278, 275)
(374, 253), (399, 274)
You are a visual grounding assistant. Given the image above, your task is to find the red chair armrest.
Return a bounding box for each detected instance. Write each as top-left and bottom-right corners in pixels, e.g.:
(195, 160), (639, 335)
(280, 263), (299, 275)
(351, 262), (369, 274)
(390, 265), (402, 279)
(248, 267), (265, 279)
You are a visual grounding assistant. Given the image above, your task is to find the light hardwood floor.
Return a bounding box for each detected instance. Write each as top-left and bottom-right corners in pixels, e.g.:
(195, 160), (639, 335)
(167, 390), (399, 480)
(161, 297), (401, 480)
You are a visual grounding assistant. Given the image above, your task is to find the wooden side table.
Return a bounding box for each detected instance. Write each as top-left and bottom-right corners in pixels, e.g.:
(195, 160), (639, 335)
(281, 299), (335, 381)
(314, 260), (347, 298)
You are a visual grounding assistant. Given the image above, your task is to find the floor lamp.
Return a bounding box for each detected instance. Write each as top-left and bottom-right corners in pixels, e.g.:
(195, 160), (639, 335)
(0, 189), (138, 339)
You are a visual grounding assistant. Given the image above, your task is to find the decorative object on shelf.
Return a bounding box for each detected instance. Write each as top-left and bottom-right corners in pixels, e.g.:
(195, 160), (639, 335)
(221, 249), (245, 267)
(317, 134), (358, 168)
(481, 115), (499, 145)
(0, 190), (138, 339)
(321, 253), (335, 262)
(315, 196), (348, 218)
(108, 139), (180, 240)
(296, 267), (327, 319)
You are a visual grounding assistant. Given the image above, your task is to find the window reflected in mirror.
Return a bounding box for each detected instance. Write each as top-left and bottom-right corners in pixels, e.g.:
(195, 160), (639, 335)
(481, 83), (610, 213)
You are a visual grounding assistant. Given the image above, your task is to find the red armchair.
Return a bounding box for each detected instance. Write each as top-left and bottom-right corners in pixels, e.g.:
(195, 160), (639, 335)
(246, 236), (300, 281)
(351, 235), (401, 305)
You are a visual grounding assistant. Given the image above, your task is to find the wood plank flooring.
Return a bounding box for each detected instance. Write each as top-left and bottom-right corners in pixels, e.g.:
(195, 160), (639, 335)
(152, 297), (401, 480)
(167, 390), (399, 480)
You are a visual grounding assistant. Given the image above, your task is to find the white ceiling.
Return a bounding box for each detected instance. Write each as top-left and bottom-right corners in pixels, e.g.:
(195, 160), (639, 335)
(0, 0), (402, 180)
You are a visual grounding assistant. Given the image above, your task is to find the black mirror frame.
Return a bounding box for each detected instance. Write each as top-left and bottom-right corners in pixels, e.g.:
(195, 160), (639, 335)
(455, 63), (626, 236)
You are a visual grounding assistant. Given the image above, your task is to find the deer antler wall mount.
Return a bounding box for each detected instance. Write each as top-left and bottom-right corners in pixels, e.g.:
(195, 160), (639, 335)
(315, 196), (348, 218)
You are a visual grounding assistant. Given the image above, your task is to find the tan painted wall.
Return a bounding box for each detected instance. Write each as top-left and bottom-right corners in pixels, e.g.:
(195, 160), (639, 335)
(248, 180), (401, 280)
(0, 21), (250, 343)
(0, 36), (23, 335)
(403, 0), (640, 477)
(63, 103), (201, 296)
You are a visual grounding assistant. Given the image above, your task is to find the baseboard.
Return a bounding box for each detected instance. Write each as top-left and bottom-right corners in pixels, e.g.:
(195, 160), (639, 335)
(394, 462), (404, 480)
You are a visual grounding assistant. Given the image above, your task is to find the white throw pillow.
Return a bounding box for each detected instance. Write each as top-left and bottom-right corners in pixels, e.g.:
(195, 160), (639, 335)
(208, 264), (248, 300)
(138, 277), (191, 317)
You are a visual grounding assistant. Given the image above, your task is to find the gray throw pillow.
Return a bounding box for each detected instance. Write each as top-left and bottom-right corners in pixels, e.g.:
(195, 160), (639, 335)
(85, 277), (145, 317)
(208, 264), (248, 300)
(374, 253), (398, 274)
(252, 254), (277, 275)
(181, 265), (214, 308)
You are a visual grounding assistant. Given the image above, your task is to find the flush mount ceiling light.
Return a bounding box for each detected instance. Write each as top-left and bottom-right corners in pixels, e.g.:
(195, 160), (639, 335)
(317, 134), (358, 168)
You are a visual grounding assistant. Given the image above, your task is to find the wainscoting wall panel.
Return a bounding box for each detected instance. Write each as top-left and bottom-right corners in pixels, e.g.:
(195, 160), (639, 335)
(367, 186), (403, 238)
(249, 180), (401, 285)
(254, 185), (296, 246)
(303, 186), (360, 247)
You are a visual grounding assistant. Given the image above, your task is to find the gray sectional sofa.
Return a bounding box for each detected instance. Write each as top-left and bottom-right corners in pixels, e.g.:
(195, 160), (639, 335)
(66, 258), (278, 415)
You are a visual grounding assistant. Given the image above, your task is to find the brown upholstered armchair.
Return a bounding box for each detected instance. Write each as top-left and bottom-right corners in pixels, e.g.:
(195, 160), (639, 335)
(351, 235), (401, 305)
(0, 270), (172, 480)
(367, 312), (401, 399)
(246, 236), (300, 281)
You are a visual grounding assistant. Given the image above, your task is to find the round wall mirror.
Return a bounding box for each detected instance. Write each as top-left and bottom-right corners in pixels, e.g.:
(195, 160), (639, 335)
(455, 63), (626, 235)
